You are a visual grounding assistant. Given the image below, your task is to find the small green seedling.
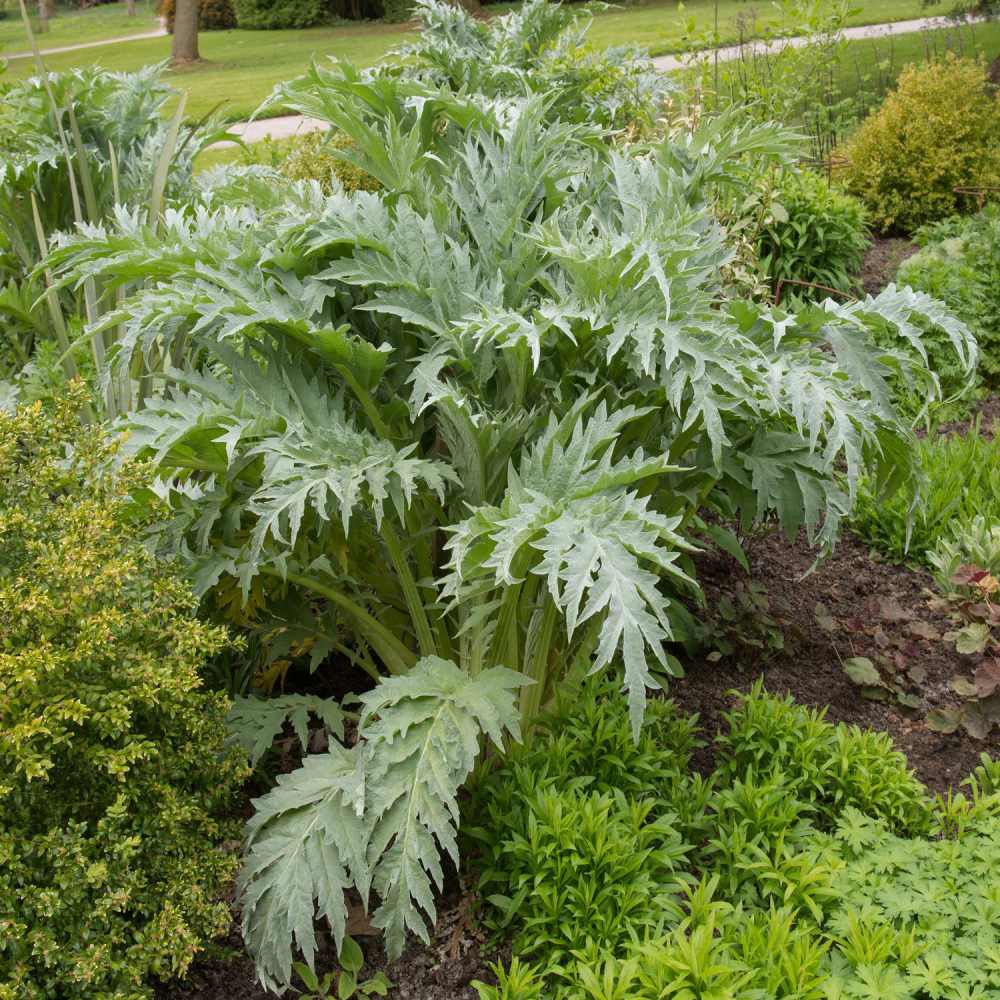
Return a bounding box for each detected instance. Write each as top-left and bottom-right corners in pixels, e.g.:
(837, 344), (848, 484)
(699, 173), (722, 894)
(292, 937), (391, 999)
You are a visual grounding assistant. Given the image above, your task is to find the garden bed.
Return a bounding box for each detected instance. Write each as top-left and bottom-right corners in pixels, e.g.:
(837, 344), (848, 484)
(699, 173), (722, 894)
(159, 519), (997, 999)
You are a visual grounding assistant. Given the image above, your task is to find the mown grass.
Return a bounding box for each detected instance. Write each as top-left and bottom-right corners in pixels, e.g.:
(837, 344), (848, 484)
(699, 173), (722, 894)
(830, 16), (1000, 107)
(0, 1), (160, 54)
(1, 0), (940, 123)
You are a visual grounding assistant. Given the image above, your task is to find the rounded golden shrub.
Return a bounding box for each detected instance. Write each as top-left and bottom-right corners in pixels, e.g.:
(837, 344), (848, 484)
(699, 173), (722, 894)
(0, 385), (247, 999)
(281, 130), (382, 193)
(840, 55), (1000, 233)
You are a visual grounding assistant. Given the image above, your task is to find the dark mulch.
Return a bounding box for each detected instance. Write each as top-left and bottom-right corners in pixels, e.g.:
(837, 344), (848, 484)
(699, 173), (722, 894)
(155, 884), (501, 1000)
(675, 529), (990, 796)
(860, 236), (919, 296)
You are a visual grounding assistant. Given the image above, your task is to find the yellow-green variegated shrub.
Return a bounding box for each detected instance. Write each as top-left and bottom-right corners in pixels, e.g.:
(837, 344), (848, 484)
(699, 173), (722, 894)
(841, 55), (1000, 233)
(0, 386), (246, 999)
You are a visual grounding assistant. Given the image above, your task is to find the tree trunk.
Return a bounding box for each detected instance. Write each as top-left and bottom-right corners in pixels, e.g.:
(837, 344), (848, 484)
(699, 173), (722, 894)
(171, 0), (200, 63)
(37, 0), (52, 31)
(126, 0), (136, 17)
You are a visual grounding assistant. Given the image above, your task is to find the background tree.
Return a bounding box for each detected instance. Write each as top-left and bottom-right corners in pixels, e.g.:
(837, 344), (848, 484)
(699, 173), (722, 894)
(171, 0), (199, 62)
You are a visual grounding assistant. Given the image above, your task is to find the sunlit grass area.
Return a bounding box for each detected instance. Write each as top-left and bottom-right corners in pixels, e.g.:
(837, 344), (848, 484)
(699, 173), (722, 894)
(0, 1), (160, 53)
(0, 0), (955, 123)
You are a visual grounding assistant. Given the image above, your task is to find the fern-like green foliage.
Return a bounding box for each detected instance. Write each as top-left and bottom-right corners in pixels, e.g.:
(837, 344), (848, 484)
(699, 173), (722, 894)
(43, 30), (976, 989)
(238, 657), (526, 990)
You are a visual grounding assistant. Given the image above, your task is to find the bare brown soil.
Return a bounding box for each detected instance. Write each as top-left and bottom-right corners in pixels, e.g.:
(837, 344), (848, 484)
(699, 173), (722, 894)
(860, 236), (919, 296)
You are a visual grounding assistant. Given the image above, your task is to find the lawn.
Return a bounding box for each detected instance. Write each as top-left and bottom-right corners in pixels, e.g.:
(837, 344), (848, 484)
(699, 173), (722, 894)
(832, 15), (1000, 107)
(1, 0), (944, 123)
(0, 0), (160, 54)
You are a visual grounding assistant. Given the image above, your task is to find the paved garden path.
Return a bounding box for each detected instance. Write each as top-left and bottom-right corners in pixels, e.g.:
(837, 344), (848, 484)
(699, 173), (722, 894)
(219, 11), (986, 146)
(5, 22), (166, 60)
(4, 10), (986, 139)
(649, 13), (986, 71)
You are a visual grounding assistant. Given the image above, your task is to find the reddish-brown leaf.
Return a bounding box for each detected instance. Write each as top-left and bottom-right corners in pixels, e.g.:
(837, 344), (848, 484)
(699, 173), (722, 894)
(974, 660), (1000, 698)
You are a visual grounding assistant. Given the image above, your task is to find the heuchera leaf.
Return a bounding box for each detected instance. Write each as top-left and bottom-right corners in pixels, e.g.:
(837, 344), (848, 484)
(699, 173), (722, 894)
(925, 708), (961, 734)
(843, 657), (881, 687)
(975, 660), (1000, 698)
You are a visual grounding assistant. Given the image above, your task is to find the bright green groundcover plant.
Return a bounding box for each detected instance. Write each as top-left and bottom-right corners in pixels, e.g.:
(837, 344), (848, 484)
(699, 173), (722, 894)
(44, 5), (975, 989)
(469, 684), (1000, 1000)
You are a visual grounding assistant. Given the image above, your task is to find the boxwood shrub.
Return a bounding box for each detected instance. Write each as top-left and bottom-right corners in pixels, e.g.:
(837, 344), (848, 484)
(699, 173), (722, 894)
(0, 386), (247, 999)
(841, 55), (1000, 232)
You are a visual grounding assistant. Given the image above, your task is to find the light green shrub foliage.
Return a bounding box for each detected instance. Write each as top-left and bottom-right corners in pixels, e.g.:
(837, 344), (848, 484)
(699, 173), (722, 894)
(897, 205), (1000, 403)
(822, 806), (1000, 1000)
(472, 687), (1000, 1000)
(0, 387), (246, 999)
(967, 753), (1000, 796)
(479, 789), (692, 964)
(853, 427), (1000, 563)
(841, 56), (1000, 232)
(756, 169), (869, 297)
(246, 131), (380, 193)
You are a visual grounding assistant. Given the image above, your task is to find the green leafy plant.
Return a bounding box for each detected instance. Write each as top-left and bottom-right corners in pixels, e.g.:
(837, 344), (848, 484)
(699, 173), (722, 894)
(226, 693), (347, 766)
(852, 426), (1000, 563)
(841, 55), (1000, 232)
(699, 580), (786, 664)
(0, 61), (230, 411)
(966, 752), (1000, 795)
(0, 385), (247, 999)
(928, 514), (1000, 596)
(755, 168), (870, 298)
(291, 938), (390, 999)
(897, 205), (1000, 405)
(467, 683), (1000, 1000)
(475, 787), (692, 963)
(385, 0), (673, 132)
(473, 958), (546, 1000)
(681, 0), (856, 166)
(233, 0), (324, 28)
(45, 36), (975, 990)
(714, 681), (932, 834)
(821, 803), (1000, 1000)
